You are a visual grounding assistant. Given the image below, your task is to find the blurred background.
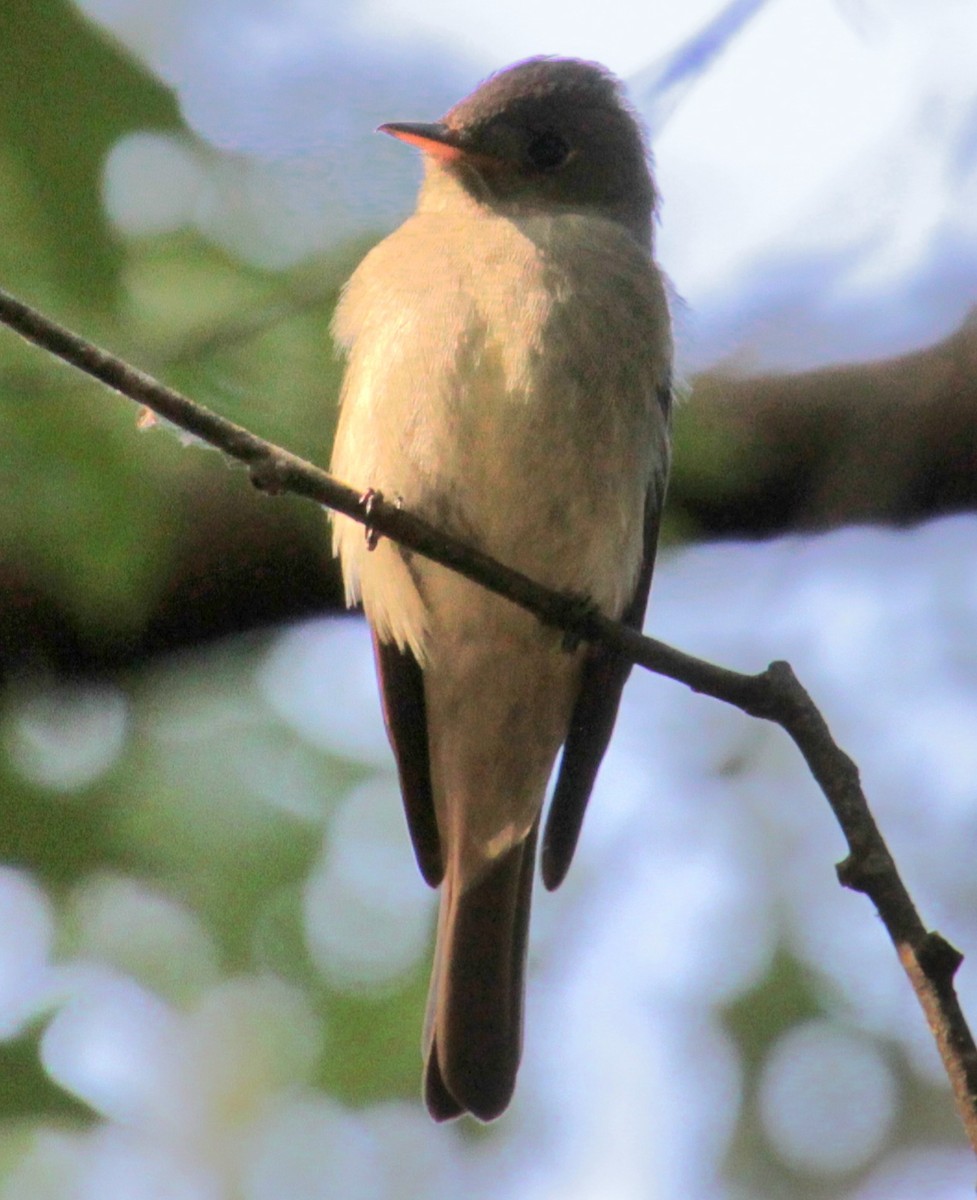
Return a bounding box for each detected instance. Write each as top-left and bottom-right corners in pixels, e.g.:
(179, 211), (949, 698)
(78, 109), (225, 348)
(1, 0), (976, 1196)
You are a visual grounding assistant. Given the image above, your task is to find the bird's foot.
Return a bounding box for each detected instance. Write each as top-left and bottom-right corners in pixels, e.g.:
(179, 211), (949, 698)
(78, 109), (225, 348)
(361, 488), (384, 550)
(556, 592), (600, 652)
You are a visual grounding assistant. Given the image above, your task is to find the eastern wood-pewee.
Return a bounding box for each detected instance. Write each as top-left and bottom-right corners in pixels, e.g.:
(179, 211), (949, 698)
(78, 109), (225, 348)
(331, 56), (672, 1121)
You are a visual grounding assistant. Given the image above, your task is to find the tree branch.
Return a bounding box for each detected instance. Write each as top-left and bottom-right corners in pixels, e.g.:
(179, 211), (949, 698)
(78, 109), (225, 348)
(676, 305), (977, 536)
(2, 282), (976, 1154)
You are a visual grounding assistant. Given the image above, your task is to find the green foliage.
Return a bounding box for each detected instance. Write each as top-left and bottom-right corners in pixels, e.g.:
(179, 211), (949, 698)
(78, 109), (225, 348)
(0, 0), (180, 303)
(0, 0), (431, 1135)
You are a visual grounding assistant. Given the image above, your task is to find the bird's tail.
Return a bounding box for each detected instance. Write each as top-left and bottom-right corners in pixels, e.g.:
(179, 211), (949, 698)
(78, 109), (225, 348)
(423, 818), (539, 1122)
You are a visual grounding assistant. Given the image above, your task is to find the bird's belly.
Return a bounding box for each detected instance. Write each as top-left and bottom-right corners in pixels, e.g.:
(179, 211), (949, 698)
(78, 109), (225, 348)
(330, 214), (666, 658)
(412, 348), (650, 618)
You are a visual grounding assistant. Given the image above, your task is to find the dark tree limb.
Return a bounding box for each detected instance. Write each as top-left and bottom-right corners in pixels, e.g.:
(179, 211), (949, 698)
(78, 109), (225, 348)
(2, 283), (976, 1154)
(678, 304), (977, 536)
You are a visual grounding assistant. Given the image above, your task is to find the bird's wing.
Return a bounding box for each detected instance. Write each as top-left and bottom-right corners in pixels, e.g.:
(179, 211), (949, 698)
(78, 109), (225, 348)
(373, 634), (443, 887)
(540, 481), (664, 891)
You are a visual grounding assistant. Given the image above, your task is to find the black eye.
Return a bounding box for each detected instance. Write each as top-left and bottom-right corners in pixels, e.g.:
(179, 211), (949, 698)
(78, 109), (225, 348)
(525, 130), (571, 171)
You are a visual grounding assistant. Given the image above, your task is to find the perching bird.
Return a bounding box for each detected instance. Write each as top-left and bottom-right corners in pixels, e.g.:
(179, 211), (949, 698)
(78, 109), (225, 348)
(330, 56), (672, 1121)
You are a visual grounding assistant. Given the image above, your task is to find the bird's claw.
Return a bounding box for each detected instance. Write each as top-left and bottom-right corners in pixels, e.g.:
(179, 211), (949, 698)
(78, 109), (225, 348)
(361, 488), (383, 551)
(559, 593), (599, 652)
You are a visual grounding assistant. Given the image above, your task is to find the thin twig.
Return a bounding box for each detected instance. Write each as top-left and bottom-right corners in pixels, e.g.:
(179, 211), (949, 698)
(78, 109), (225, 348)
(2, 282), (976, 1154)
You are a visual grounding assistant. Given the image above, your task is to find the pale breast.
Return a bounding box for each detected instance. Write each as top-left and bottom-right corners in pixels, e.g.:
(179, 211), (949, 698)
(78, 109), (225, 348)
(330, 203), (671, 656)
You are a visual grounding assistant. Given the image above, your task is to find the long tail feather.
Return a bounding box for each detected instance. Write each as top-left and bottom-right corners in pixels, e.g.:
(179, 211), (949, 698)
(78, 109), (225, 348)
(424, 818), (539, 1121)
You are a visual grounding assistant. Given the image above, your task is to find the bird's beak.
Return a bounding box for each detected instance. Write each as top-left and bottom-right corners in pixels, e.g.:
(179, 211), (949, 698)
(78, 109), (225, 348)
(379, 121), (503, 170)
(378, 121), (467, 163)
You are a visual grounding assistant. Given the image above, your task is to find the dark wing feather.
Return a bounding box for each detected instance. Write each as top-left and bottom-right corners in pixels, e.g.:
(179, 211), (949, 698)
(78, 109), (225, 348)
(372, 634), (443, 886)
(541, 486), (664, 891)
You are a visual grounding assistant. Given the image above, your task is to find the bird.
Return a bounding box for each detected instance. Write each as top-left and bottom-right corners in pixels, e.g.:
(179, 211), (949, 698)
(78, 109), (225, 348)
(330, 56), (672, 1121)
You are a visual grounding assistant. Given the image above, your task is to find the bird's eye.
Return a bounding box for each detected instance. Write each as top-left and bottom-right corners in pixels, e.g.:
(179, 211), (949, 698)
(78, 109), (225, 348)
(525, 130), (571, 171)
